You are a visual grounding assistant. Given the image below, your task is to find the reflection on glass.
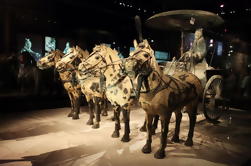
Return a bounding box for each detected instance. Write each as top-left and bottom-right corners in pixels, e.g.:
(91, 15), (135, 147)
(155, 51), (170, 62)
(45, 36), (56, 52)
(63, 42), (70, 54)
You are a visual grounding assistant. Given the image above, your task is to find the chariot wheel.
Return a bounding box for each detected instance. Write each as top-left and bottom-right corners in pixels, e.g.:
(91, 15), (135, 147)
(203, 75), (226, 122)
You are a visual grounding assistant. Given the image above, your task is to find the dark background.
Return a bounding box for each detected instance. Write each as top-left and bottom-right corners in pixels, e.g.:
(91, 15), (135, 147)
(0, 0), (251, 111)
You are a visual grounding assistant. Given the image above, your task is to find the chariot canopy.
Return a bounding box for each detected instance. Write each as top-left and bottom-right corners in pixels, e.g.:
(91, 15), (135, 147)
(146, 10), (224, 31)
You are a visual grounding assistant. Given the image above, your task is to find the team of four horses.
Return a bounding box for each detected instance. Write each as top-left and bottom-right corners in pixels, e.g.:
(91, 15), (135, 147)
(37, 39), (203, 159)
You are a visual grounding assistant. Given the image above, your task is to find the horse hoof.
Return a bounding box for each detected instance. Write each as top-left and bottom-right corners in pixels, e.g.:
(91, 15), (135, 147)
(111, 116), (115, 121)
(151, 129), (156, 135)
(86, 120), (94, 125)
(140, 126), (147, 132)
(121, 135), (130, 142)
(171, 136), (180, 143)
(68, 113), (73, 117)
(111, 131), (119, 138)
(185, 140), (193, 146)
(141, 144), (151, 154)
(92, 123), (100, 129)
(72, 115), (80, 120)
(154, 150), (165, 159)
(102, 112), (108, 116)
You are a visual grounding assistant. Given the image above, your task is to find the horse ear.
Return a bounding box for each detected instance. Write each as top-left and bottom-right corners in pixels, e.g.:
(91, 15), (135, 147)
(150, 51), (158, 70)
(133, 39), (138, 48)
(143, 39), (149, 47)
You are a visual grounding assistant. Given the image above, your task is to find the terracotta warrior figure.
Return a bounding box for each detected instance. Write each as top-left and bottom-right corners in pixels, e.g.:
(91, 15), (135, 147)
(183, 28), (206, 63)
(183, 28), (209, 86)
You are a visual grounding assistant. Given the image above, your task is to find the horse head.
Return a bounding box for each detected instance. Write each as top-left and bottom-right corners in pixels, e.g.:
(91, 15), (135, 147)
(78, 44), (119, 75)
(124, 39), (162, 99)
(56, 46), (89, 72)
(125, 39), (159, 79)
(37, 50), (64, 70)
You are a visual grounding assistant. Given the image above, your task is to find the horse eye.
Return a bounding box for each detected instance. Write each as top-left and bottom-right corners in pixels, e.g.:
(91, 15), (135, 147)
(143, 54), (149, 58)
(95, 56), (100, 60)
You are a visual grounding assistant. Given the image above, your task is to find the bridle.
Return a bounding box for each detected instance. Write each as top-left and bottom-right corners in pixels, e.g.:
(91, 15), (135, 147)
(79, 49), (123, 76)
(128, 47), (183, 98)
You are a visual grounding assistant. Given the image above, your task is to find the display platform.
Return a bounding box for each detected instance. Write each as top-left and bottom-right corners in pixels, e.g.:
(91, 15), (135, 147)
(0, 106), (250, 166)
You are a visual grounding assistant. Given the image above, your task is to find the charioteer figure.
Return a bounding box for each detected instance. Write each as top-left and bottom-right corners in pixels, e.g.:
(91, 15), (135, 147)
(182, 28), (211, 86)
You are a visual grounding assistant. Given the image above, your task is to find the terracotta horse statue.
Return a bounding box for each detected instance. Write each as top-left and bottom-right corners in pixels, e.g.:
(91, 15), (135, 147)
(78, 44), (137, 142)
(56, 46), (108, 129)
(37, 49), (82, 119)
(124, 39), (203, 159)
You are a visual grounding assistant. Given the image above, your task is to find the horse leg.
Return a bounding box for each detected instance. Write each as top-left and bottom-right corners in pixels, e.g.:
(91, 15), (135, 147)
(154, 112), (172, 159)
(92, 97), (101, 129)
(72, 92), (81, 120)
(185, 102), (197, 146)
(171, 110), (182, 143)
(151, 115), (159, 135)
(121, 108), (130, 142)
(86, 99), (94, 125)
(141, 115), (159, 134)
(111, 107), (121, 138)
(33, 69), (40, 95)
(101, 99), (108, 116)
(142, 113), (154, 154)
(67, 92), (74, 117)
(140, 119), (147, 132)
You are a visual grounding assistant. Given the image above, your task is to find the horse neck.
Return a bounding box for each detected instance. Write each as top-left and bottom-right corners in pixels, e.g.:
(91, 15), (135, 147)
(145, 64), (170, 92)
(103, 51), (123, 83)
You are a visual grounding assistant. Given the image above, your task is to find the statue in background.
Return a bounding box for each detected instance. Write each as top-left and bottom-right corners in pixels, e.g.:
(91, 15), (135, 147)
(63, 42), (70, 54)
(182, 28), (209, 86)
(183, 28), (207, 64)
(20, 38), (41, 61)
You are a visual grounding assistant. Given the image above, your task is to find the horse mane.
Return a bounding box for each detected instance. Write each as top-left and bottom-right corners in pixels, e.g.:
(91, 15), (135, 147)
(75, 46), (89, 59)
(54, 49), (64, 57)
(142, 40), (162, 74)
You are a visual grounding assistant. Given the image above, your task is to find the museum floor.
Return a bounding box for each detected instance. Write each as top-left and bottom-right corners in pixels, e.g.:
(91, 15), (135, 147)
(0, 105), (251, 166)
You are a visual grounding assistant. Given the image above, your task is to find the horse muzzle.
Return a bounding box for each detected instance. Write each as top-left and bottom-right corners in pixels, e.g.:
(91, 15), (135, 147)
(56, 62), (65, 72)
(36, 61), (47, 70)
